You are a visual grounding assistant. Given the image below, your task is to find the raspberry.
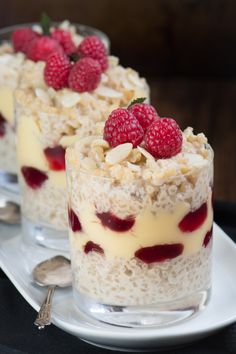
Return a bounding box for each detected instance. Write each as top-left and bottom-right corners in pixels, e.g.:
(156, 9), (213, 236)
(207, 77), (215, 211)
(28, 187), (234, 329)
(144, 118), (182, 159)
(12, 28), (39, 54)
(44, 53), (71, 89)
(51, 28), (77, 55)
(27, 36), (63, 62)
(128, 103), (159, 132)
(77, 35), (108, 72)
(0, 114), (6, 137)
(68, 57), (101, 93)
(21, 166), (48, 189)
(103, 108), (144, 148)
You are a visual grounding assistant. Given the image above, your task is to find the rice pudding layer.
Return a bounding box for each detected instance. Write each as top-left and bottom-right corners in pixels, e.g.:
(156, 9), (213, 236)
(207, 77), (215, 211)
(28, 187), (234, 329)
(16, 57), (149, 230)
(66, 129), (213, 305)
(0, 44), (25, 172)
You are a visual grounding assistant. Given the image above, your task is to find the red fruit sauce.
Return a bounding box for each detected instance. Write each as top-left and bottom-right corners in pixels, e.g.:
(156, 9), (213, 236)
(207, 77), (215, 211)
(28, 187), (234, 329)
(135, 243), (184, 264)
(178, 202), (208, 232)
(203, 226), (213, 247)
(68, 208), (82, 232)
(21, 166), (48, 189)
(84, 241), (104, 255)
(96, 211), (135, 232)
(44, 145), (66, 171)
(0, 114), (6, 137)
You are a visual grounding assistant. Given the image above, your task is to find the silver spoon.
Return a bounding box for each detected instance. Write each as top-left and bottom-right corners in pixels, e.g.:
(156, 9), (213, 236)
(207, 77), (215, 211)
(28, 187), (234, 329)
(0, 198), (20, 224)
(33, 255), (72, 329)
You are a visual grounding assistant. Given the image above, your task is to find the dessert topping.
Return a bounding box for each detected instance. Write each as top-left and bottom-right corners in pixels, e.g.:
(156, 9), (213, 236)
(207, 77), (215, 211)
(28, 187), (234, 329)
(12, 28), (39, 54)
(77, 35), (108, 72)
(51, 28), (77, 55)
(44, 52), (72, 90)
(103, 108), (144, 148)
(144, 118), (183, 158)
(128, 101), (159, 132)
(27, 36), (63, 62)
(68, 57), (102, 93)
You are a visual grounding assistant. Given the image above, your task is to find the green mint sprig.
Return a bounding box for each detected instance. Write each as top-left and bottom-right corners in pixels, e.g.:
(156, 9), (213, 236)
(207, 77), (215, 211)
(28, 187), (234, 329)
(40, 13), (51, 36)
(128, 97), (147, 108)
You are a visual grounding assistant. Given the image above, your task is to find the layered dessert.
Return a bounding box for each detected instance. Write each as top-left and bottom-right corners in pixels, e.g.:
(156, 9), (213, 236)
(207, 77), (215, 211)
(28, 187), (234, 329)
(0, 42), (24, 173)
(15, 29), (149, 247)
(66, 102), (213, 325)
(0, 19), (104, 175)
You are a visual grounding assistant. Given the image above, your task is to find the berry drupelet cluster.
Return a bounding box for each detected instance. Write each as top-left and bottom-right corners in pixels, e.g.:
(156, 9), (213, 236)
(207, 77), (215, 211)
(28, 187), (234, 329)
(104, 99), (183, 159)
(12, 24), (108, 93)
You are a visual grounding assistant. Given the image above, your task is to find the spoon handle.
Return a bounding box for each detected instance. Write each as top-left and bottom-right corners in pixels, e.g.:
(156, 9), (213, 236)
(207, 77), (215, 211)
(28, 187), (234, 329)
(34, 285), (56, 329)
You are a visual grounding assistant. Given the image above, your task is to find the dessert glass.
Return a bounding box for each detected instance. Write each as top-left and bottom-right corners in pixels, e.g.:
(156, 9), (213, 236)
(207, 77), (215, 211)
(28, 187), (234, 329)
(15, 49), (149, 250)
(0, 26), (25, 202)
(66, 132), (213, 327)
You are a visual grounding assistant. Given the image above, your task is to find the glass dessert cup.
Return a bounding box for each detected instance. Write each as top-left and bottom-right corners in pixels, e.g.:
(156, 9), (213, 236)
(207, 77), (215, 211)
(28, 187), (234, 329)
(0, 23), (110, 205)
(15, 45), (149, 250)
(66, 143), (214, 328)
(0, 26), (23, 200)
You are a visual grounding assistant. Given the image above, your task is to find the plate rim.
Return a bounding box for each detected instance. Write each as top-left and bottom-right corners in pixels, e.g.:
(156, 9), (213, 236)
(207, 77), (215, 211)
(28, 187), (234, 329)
(0, 222), (236, 343)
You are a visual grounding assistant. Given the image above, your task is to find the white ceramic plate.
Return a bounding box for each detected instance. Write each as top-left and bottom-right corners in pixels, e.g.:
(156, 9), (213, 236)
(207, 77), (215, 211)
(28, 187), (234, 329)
(0, 223), (236, 351)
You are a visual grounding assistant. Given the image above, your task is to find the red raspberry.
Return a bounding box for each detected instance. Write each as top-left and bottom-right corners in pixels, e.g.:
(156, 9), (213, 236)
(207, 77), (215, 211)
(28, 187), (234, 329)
(128, 103), (159, 132)
(77, 35), (108, 72)
(144, 118), (182, 159)
(44, 53), (71, 90)
(51, 28), (77, 55)
(103, 108), (144, 148)
(27, 36), (63, 62)
(68, 57), (101, 93)
(12, 28), (39, 54)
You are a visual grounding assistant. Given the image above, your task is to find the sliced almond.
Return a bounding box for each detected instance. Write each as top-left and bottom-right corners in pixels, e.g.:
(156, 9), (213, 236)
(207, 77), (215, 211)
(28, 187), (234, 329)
(95, 86), (123, 98)
(35, 88), (51, 105)
(137, 146), (154, 160)
(91, 138), (109, 149)
(127, 162), (141, 172)
(105, 143), (133, 165)
(60, 135), (80, 147)
(60, 92), (81, 108)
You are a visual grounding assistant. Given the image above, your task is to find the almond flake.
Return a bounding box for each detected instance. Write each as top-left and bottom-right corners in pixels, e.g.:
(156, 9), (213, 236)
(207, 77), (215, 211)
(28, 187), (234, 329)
(137, 146), (154, 160)
(91, 139), (109, 149)
(127, 162), (141, 172)
(95, 86), (123, 98)
(35, 88), (51, 105)
(105, 143), (133, 165)
(59, 135), (80, 148)
(60, 92), (81, 108)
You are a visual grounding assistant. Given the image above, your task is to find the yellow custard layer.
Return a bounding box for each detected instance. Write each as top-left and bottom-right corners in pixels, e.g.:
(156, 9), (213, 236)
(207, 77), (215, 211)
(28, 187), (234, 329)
(70, 193), (213, 260)
(17, 114), (67, 188)
(0, 87), (14, 124)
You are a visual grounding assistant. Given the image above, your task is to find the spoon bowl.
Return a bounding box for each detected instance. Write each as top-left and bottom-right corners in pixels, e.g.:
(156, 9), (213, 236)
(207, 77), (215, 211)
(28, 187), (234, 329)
(33, 255), (72, 329)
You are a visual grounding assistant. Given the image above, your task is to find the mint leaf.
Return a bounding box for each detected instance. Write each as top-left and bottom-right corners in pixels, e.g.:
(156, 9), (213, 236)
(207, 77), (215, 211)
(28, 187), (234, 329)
(128, 97), (147, 108)
(41, 13), (51, 36)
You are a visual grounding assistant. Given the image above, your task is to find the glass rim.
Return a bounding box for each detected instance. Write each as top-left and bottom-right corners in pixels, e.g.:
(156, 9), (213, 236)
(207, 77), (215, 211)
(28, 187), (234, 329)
(66, 142), (214, 183)
(0, 22), (110, 49)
